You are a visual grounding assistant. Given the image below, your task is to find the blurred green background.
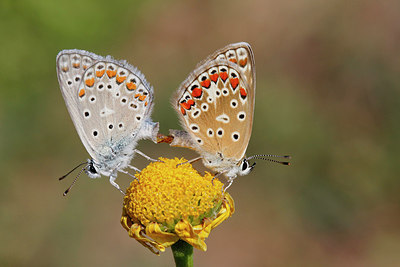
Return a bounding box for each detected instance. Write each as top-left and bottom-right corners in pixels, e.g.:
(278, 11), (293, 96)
(1, 0), (400, 266)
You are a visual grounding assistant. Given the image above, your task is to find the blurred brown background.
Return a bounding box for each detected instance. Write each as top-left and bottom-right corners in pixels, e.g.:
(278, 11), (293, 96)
(1, 0), (400, 266)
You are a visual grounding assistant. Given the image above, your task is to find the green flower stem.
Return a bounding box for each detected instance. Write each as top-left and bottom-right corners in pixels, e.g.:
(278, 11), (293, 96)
(171, 240), (193, 267)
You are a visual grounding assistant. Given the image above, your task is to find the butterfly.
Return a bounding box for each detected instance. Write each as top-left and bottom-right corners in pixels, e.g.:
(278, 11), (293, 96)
(56, 49), (159, 195)
(165, 42), (289, 189)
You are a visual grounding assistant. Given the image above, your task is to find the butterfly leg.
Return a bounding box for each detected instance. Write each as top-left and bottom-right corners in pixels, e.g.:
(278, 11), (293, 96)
(134, 149), (160, 162)
(176, 156), (202, 167)
(120, 169), (139, 181)
(223, 177), (236, 192)
(109, 175), (125, 195)
(127, 165), (141, 172)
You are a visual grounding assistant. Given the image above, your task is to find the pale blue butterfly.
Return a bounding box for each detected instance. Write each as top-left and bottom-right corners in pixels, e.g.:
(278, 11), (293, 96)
(56, 50), (159, 195)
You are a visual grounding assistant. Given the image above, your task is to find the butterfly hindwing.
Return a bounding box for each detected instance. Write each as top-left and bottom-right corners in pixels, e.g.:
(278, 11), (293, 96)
(172, 42), (256, 162)
(199, 42), (255, 92)
(57, 50), (156, 163)
(174, 59), (254, 162)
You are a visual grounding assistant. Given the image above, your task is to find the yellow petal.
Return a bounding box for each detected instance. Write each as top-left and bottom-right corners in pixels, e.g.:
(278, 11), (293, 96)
(175, 220), (207, 251)
(129, 223), (165, 255)
(146, 222), (180, 248)
(198, 193), (235, 240)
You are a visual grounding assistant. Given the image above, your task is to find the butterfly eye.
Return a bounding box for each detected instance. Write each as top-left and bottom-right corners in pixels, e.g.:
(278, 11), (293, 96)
(88, 164), (97, 174)
(241, 160), (248, 171)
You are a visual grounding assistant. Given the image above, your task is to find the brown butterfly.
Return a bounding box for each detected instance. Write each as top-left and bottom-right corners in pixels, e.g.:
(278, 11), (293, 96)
(165, 42), (289, 189)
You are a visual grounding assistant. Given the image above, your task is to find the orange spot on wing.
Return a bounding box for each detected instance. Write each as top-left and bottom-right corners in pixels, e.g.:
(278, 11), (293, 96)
(83, 65), (88, 70)
(229, 58), (237, 63)
(96, 70), (105, 77)
(219, 72), (228, 82)
(200, 79), (210, 88)
(116, 75), (126, 84)
(61, 67), (69, 72)
(180, 106), (186, 115)
(239, 58), (248, 67)
(126, 82), (136, 90)
(230, 78), (239, 89)
(240, 87), (247, 97)
(210, 73), (219, 82)
(191, 87), (203, 97)
(85, 78), (95, 87)
(145, 101), (148, 106)
(78, 89), (85, 97)
(139, 95), (146, 101)
(180, 102), (191, 110)
(106, 70), (117, 78)
(187, 99), (195, 107)
(72, 63), (80, 68)
(134, 94), (140, 98)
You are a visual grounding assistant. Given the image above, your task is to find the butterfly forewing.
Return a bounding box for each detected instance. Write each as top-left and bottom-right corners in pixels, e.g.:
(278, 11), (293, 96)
(56, 50), (154, 161)
(57, 50), (101, 158)
(175, 60), (254, 161)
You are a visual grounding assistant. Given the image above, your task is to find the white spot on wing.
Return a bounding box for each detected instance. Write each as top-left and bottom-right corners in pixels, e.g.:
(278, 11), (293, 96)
(191, 108), (201, 119)
(100, 106), (115, 117)
(237, 111), (246, 121)
(190, 123), (200, 133)
(232, 131), (240, 142)
(216, 128), (224, 137)
(207, 128), (214, 137)
(230, 99), (238, 108)
(216, 114), (230, 124)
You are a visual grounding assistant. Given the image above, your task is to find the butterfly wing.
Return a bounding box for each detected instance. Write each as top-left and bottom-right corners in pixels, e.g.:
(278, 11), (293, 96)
(173, 59), (254, 162)
(56, 50), (157, 165)
(171, 43), (255, 162)
(200, 42), (255, 94)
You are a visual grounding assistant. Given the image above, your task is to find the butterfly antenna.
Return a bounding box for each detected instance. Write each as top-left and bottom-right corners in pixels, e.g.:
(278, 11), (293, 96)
(247, 154), (291, 165)
(63, 165), (87, 196)
(58, 162), (87, 181)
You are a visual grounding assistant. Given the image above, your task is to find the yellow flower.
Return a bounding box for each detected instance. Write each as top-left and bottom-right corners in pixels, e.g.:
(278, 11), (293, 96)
(121, 157), (235, 255)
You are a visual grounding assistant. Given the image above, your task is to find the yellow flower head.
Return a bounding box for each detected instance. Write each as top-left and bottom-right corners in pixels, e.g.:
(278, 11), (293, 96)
(121, 157), (235, 255)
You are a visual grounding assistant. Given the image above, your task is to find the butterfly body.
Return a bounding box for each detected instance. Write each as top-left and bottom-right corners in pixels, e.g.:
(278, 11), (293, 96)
(56, 49), (158, 191)
(169, 43), (256, 186)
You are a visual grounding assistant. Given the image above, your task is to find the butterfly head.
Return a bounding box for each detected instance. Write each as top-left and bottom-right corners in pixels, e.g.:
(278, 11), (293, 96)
(85, 159), (101, 178)
(238, 158), (257, 176)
